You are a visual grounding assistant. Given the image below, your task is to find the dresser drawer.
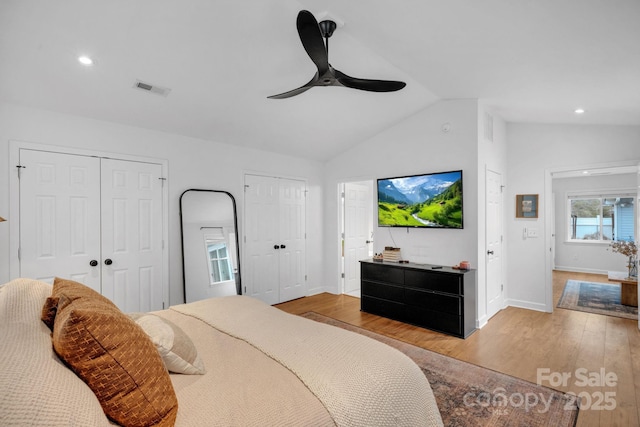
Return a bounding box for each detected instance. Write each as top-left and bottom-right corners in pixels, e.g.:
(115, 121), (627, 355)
(404, 288), (461, 315)
(405, 305), (462, 336)
(404, 270), (462, 295)
(361, 296), (404, 321)
(362, 280), (404, 303)
(361, 263), (404, 285)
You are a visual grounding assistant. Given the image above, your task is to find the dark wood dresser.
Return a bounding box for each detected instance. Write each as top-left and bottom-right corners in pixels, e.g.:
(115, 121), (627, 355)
(360, 259), (477, 338)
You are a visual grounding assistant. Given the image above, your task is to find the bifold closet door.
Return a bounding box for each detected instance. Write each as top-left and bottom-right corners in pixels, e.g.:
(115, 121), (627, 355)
(19, 149), (164, 312)
(100, 159), (164, 312)
(19, 150), (102, 290)
(244, 174), (306, 305)
(277, 178), (306, 303)
(244, 174), (280, 305)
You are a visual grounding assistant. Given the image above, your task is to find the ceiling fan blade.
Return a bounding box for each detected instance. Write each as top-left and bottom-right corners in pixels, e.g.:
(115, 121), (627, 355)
(269, 11), (405, 99)
(296, 10), (329, 75)
(335, 69), (406, 92)
(267, 74), (319, 99)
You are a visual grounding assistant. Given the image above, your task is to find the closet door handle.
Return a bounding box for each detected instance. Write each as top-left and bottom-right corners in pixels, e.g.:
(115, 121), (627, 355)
(487, 250), (494, 255)
(274, 245), (280, 250)
(280, 244), (286, 249)
(104, 258), (113, 265)
(89, 260), (98, 267)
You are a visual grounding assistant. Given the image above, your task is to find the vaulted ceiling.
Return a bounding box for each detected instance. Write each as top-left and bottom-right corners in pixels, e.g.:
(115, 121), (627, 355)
(1, 0), (639, 161)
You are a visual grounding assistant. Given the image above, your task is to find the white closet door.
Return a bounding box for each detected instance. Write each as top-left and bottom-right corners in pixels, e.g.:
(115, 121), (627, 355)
(278, 178), (306, 302)
(244, 174), (280, 305)
(244, 174), (306, 304)
(101, 159), (164, 312)
(19, 149), (102, 290)
(18, 150), (165, 312)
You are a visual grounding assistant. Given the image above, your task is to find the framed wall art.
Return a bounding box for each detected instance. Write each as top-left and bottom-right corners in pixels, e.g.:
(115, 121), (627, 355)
(516, 194), (538, 218)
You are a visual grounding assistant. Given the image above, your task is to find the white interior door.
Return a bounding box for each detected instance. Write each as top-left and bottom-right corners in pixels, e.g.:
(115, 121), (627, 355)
(19, 149), (102, 290)
(551, 194), (556, 270)
(100, 159), (164, 312)
(486, 169), (504, 318)
(343, 181), (372, 297)
(244, 174), (306, 304)
(637, 162), (640, 331)
(278, 178), (306, 302)
(18, 149), (165, 312)
(244, 174), (280, 304)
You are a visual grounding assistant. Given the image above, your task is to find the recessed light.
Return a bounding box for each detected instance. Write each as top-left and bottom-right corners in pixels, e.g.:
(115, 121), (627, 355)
(574, 108), (585, 114)
(583, 170), (589, 174)
(78, 56), (93, 66)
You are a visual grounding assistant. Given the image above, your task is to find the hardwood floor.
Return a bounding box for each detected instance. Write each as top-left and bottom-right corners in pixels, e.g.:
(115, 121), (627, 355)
(276, 271), (640, 426)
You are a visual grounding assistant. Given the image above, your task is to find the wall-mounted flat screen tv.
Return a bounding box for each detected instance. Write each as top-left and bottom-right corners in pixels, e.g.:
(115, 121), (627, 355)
(377, 170), (463, 229)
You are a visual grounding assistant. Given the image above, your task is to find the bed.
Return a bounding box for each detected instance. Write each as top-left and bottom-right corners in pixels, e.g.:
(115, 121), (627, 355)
(0, 278), (443, 426)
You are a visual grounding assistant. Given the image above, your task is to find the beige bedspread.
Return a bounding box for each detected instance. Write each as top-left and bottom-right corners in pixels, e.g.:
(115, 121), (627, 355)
(171, 295), (444, 427)
(157, 308), (335, 426)
(0, 279), (442, 426)
(0, 279), (115, 426)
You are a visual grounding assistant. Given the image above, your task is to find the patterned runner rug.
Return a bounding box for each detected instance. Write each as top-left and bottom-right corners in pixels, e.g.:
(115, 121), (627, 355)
(301, 311), (579, 427)
(557, 280), (638, 320)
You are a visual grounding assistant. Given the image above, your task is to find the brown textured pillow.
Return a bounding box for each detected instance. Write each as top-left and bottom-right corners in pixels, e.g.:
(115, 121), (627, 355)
(46, 278), (178, 427)
(41, 295), (59, 330)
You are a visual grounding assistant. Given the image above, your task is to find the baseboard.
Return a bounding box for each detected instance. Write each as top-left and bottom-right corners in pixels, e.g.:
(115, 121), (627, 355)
(554, 266), (608, 275)
(476, 314), (488, 329)
(505, 298), (549, 313)
(478, 300), (511, 328)
(305, 286), (327, 297)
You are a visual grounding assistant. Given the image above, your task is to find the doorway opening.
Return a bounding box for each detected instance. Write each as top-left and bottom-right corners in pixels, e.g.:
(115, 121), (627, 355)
(545, 161), (639, 313)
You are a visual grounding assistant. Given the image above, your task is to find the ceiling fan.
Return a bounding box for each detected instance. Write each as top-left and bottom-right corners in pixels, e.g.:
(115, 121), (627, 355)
(268, 10), (406, 99)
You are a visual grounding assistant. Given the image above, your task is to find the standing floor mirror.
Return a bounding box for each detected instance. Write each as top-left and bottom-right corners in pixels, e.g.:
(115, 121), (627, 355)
(180, 189), (241, 303)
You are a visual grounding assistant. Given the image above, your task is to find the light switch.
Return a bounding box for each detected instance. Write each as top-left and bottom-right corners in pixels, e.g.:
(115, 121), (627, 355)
(527, 228), (539, 238)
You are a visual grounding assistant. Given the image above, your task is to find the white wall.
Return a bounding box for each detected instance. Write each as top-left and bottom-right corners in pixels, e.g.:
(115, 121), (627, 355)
(323, 99), (509, 329)
(5, 102), (636, 317)
(553, 173), (637, 274)
(323, 99), (483, 311)
(506, 123), (640, 311)
(0, 103), (325, 305)
(477, 104), (508, 324)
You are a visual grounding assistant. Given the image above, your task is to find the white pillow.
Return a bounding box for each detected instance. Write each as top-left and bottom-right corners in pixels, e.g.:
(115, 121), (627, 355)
(129, 313), (205, 375)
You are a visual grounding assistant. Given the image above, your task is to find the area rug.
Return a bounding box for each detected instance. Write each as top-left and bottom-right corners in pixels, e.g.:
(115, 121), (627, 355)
(301, 312), (579, 427)
(557, 280), (638, 320)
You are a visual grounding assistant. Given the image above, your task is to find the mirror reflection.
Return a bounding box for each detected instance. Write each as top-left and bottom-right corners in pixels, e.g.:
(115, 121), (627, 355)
(180, 189), (241, 302)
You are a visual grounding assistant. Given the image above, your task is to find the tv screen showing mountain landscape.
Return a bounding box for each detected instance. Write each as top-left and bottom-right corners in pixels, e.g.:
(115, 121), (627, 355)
(377, 170), (463, 228)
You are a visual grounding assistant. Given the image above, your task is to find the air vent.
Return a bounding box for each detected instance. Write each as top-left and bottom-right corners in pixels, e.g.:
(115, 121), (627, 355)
(133, 80), (171, 97)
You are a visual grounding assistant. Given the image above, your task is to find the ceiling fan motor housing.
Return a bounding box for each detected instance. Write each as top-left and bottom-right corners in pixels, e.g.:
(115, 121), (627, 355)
(319, 20), (337, 38)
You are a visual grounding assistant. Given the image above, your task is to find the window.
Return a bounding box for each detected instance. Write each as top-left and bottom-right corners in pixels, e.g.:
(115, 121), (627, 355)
(206, 240), (234, 284)
(568, 194), (635, 242)
(203, 226), (234, 286)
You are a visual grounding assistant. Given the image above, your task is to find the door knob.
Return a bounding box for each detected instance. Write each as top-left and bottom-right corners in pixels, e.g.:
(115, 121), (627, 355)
(274, 245), (280, 250)
(280, 244), (286, 249)
(104, 259), (113, 265)
(89, 260), (98, 267)
(487, 250), (494, 255)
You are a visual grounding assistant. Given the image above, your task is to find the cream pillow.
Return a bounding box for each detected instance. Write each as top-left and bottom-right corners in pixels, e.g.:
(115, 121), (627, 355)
(129, 313), (205, 375)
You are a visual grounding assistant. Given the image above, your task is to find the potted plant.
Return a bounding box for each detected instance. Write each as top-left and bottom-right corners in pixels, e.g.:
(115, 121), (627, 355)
(609, 240), (638, 278)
